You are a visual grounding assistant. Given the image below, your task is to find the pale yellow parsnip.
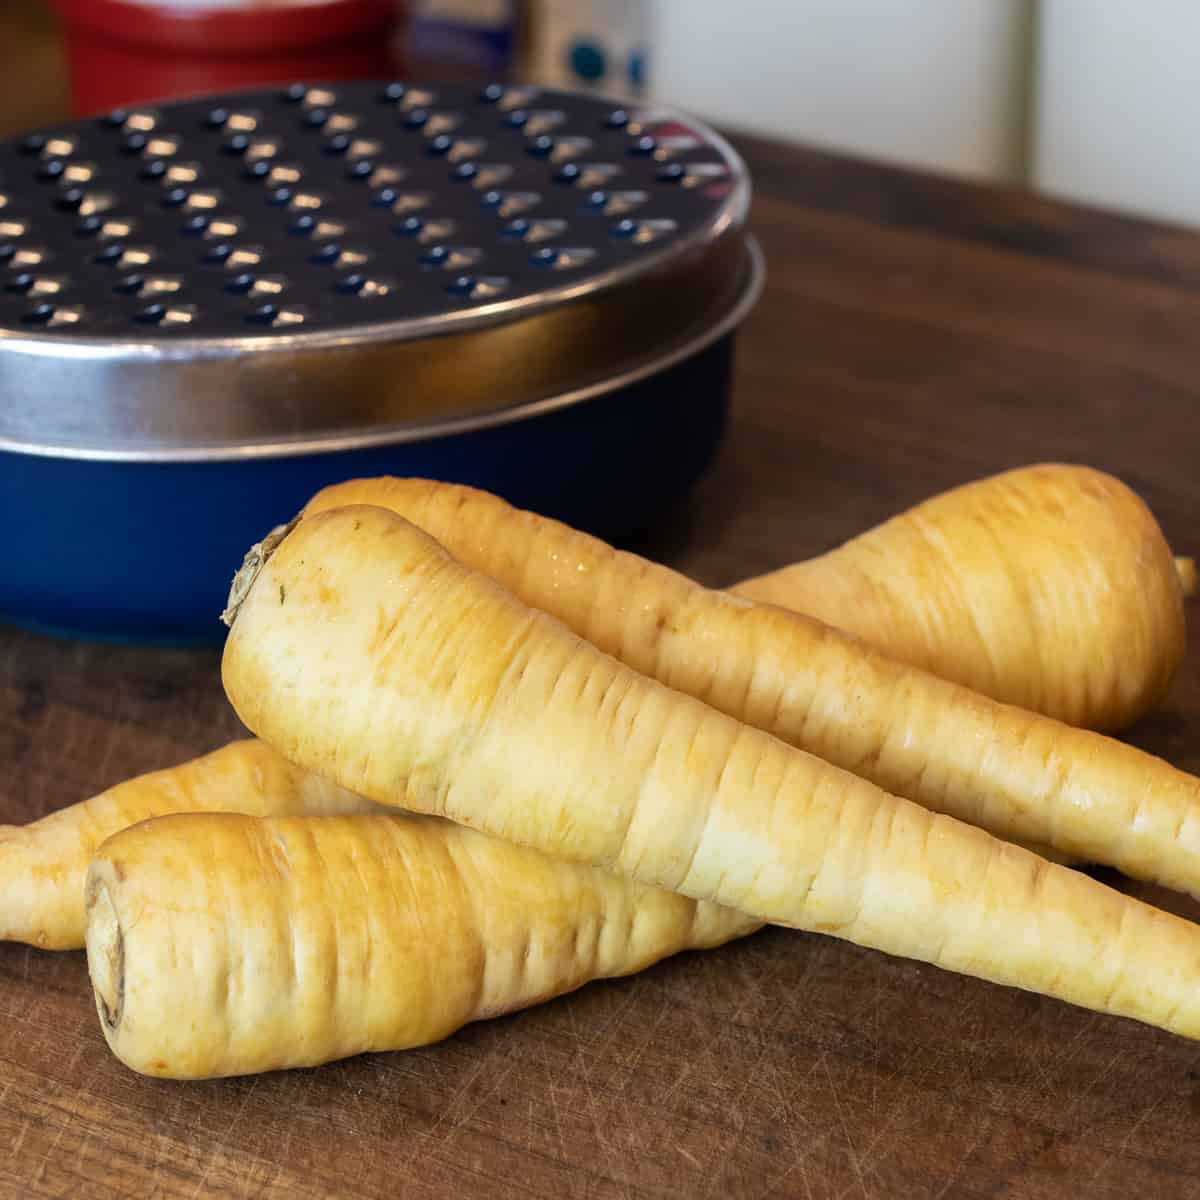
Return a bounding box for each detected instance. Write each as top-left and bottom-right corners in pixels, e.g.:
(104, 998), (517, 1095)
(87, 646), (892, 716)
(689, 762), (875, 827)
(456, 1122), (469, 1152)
(302, 478), (1200, 899)
(0, 738), (379, 949)
(86, 812), (755, 1079)
(735, 464), (1185, 731)
(222, 505), (1200, 1041)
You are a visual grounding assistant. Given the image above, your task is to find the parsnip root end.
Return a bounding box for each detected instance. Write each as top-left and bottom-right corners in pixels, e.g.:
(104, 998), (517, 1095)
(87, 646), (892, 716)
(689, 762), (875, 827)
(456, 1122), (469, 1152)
(86, 879), (124, 1032)
(221, 517), (299, 628)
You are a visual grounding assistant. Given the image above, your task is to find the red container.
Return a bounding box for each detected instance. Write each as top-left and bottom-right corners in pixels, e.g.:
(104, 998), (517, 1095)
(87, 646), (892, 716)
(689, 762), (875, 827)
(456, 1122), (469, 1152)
(50, 0), (403, 116)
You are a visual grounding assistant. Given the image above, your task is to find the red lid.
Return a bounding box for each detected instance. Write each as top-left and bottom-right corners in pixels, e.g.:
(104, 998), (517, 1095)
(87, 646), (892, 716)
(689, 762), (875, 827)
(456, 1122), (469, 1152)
(50, 0), (400, 57)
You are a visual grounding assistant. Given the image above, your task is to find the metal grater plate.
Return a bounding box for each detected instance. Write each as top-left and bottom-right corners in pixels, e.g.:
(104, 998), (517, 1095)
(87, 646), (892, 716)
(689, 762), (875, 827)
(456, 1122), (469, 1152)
(0, 81), (756, 458)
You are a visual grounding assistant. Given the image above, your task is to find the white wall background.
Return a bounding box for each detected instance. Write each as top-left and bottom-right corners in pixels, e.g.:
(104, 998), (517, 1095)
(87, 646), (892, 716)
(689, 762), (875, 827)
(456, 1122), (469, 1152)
(651, 0), (1033, 184)
(1033, 0), (1200, 228)
(641, 0), (1200, 229)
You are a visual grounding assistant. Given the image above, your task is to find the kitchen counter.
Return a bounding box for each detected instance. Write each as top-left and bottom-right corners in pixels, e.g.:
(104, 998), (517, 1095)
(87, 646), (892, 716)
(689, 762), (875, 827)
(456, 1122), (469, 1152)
(4, 113), (1200, 1197)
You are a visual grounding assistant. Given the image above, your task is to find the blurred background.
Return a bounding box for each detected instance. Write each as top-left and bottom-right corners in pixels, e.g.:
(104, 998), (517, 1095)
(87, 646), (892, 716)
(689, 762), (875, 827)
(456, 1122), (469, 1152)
(1, 0), (1197, 229)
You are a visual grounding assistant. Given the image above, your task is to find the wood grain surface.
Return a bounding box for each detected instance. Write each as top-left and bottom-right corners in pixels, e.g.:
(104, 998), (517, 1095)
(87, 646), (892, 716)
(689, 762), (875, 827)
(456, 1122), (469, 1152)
(6, 26), (1200, 1197)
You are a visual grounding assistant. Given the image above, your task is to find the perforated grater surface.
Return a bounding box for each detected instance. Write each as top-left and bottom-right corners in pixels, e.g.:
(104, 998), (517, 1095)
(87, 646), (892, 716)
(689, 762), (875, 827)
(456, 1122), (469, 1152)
(0, 80), (759, 459)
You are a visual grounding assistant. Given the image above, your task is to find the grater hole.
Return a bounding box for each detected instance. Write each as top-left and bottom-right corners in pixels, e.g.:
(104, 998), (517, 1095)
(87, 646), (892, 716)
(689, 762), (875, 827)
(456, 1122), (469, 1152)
(281, 83), (307, 103)
(524, 111), (566, 137)
(10, 247), (46, 268)
(164, 163), (202, 185)
(248, 275), (286, 298)
(42, 137), (77, 158)
(267, 165), (302, 187)
(399, 89), (436, 111)
(21, 302), (55, 324)
(470, 164), (512, 189)
(446, 275), (507, 299)
(221, 134), (251, 156)
(78, 193), (115, 217)
(54, 189), (85, 212)
(380, 82), (407, 103)
(391, 191), (431, 214)
(134, 303), (166, 324)
(46, 304), (83, 326)
(37, 161), (66, 182)
(20, 133), (47, 155)
(122, 111), (159, 133)
(145, 136), (181, 158)
(204, 108), (229, 129)
(245, 302), (279, 324)
(140, 161), (168, 181)
(120, 134), (148, 156)
(303, 109), (330, 129)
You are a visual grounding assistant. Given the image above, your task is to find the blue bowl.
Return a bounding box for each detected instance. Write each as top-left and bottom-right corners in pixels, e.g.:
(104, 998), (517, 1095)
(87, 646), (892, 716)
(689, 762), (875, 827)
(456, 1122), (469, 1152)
(2, 335), (734, 645)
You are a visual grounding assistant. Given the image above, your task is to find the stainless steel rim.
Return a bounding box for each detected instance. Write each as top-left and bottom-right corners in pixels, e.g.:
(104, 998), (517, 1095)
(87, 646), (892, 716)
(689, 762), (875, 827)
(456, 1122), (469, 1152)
(1, 237), (764, 462)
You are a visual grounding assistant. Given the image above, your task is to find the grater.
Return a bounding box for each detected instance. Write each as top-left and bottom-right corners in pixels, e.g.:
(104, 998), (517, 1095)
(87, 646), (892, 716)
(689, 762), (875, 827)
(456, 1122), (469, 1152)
(0, 81), (762, 642)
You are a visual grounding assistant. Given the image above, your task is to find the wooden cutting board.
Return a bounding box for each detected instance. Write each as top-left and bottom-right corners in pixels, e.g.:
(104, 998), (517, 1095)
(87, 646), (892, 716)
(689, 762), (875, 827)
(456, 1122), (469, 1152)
(6, 129), (1200, 1198)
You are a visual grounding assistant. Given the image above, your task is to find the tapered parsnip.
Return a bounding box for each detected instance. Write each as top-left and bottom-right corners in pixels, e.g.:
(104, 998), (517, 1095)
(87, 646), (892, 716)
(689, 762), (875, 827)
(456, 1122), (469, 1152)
(301, 479), (1200, 896)
(733, 464), (1186, 731)
(0, 739), (378, 949)
(222, 505), (1200, 1041)
(85, 812), (756, 1079)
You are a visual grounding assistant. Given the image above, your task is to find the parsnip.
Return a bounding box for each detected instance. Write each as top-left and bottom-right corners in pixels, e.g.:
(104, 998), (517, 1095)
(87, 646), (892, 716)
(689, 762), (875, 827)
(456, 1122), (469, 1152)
(734, 464), (1186, 730)
(0, 739), (378, 949)
(300, 479), (1200, 897)
(85, 812), (756, 1079)
(222, 505), (1200, 1041)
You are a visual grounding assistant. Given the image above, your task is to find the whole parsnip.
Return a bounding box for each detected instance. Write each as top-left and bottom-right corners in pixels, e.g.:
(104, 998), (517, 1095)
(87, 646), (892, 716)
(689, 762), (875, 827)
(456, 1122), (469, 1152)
(85, 812), (756, 1079)
(735, 464), (1186, 730)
